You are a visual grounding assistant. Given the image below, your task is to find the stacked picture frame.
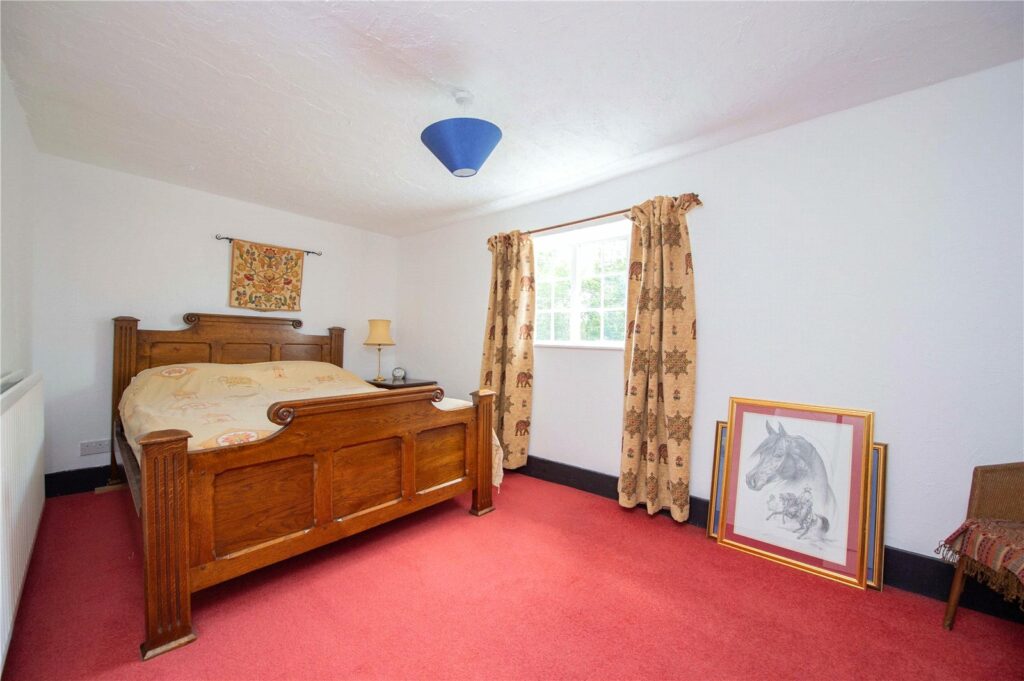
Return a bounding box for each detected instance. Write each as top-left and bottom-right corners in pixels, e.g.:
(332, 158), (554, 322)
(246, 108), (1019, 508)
(707, 398), (887, 589)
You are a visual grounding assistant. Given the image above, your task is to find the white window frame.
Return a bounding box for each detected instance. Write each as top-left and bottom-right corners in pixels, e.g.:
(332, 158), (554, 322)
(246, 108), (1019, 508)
(533, 218), (631, 350)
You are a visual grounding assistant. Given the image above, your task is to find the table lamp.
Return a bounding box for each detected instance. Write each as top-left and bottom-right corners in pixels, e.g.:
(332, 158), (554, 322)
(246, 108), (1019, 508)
(364, 319), (395, 381)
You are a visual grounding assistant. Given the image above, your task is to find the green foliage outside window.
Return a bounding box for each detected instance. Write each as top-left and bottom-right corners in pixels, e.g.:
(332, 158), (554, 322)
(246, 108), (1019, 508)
(534, 228), (629, 345)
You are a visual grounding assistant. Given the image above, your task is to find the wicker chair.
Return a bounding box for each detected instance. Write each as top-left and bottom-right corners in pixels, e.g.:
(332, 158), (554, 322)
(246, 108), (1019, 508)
(942, 461), (1024, 629)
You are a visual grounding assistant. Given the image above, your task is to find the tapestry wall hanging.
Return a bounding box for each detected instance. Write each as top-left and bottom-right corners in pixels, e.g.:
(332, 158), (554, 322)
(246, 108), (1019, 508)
(229, 238), (304, 312)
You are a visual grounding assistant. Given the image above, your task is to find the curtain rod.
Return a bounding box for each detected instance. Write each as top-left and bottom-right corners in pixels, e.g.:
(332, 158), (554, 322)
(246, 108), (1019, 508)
(521, 194), (701, 236)
(522, 208), (631, 236)
(214, 233), (323, 257)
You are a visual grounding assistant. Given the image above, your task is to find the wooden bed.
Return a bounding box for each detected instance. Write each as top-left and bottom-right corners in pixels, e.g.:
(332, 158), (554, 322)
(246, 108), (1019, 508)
(109, 313), (494, 659)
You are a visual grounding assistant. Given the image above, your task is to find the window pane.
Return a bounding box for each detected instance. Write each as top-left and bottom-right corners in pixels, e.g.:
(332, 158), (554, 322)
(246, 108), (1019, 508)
(534, 223), (630, 346)
(577, 243), (600, 278)
(603, 275), (625, 307)
(535, 312), (551, 341)
(581, 311), (601, 341)
(553, 279), (571, 308)
(552, 250), (571, 278)
(603, 310), (625, 341)
(536, 250), (553, 278)
(536, 281), (552, 310)
(580, 277), (601, 309)
(600, 238), (628, 273)
(553, 312), (570, 340)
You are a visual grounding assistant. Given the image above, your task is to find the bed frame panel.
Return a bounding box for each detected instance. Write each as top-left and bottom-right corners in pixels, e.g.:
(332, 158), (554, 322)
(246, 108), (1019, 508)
(110, 313), (494, 660)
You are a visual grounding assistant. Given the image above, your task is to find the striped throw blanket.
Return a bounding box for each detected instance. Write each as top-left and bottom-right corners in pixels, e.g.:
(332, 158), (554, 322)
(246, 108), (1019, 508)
(937, 518), (1024, 608)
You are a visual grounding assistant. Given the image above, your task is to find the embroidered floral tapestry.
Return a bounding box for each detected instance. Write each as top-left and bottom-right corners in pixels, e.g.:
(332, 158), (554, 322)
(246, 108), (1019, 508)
(480, 231), (535, 469)
(619, 194), (701, 522)
(229, 239), (304, 312)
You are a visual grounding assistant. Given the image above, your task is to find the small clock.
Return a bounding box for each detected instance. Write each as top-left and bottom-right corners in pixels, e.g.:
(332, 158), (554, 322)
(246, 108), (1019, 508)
(392, 367), (406, 381)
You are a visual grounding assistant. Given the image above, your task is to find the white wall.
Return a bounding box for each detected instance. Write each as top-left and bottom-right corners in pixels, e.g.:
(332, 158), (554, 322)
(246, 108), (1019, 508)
(398, 61), (1024, 556)
(24, 154), (399, 474)
(1, 69), (36, 381)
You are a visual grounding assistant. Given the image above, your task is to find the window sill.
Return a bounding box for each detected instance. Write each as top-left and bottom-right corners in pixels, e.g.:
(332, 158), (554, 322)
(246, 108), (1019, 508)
(534, 342), (624, 351)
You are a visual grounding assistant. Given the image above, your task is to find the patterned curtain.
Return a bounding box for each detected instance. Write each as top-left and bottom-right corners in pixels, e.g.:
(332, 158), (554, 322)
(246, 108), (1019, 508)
(480, 231), (536, 469)
(619, 194), (701, 522)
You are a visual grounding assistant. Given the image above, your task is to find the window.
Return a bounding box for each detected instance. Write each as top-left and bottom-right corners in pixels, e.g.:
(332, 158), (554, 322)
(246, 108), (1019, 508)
(534, 219), (630, 348)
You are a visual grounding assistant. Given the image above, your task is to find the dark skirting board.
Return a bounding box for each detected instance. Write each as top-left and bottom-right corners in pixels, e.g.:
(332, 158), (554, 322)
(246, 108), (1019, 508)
(45, 464), (121, 497)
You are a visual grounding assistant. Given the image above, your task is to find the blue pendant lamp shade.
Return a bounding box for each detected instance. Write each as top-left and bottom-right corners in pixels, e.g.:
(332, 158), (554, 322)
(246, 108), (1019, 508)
(420, 117), (502, 177)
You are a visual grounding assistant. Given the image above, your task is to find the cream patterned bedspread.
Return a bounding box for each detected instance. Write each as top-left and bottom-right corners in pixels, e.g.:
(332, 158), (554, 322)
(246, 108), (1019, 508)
(119, 361), (503, 486)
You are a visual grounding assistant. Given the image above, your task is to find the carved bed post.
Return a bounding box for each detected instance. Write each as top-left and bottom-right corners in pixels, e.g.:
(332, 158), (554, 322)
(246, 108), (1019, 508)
(470, 390), (496, 516)
(328, 326), (345, 368)
(110, 317), (139, 484)
(137, 429), (196, 660)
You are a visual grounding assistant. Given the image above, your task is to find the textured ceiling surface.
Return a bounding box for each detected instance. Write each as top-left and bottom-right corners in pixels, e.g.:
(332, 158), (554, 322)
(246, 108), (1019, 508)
(2, 2), (1022, 235)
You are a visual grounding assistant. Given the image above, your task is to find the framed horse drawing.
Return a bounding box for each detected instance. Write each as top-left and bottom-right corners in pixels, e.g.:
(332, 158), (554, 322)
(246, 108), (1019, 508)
(717, 398), (875, 588)
(708, 417), (888, 589)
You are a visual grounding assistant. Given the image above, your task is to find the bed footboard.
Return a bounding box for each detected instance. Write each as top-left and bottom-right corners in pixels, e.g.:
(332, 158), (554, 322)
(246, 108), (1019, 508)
(133, 386), (494, 658)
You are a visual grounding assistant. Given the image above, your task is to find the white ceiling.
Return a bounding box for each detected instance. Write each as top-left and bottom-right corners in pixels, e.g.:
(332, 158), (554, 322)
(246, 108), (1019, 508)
(2, 2), (1021, 236)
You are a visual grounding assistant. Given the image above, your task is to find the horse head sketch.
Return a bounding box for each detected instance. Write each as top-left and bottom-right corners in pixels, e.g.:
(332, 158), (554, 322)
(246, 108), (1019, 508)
(745, 421), (837, 522)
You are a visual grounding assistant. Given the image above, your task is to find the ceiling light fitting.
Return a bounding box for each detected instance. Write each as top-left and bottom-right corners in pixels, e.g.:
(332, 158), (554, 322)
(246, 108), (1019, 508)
(420, 90), (501, 178)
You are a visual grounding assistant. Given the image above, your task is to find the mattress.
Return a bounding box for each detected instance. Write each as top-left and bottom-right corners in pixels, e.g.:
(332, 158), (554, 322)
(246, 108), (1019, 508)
(118, 361), (503, 486)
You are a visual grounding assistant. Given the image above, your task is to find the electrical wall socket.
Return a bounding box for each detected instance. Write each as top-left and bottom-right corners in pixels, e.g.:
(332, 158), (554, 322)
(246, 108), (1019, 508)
(80, 439), (111, 457)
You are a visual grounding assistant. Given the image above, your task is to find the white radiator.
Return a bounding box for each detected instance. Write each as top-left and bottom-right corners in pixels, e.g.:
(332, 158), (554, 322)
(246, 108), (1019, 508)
(0, 374), (44, 668)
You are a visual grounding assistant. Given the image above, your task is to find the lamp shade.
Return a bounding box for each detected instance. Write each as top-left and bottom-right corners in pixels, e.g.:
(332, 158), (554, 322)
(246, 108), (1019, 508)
(420, 117), (502, 177)
(363, 319), (395, 346)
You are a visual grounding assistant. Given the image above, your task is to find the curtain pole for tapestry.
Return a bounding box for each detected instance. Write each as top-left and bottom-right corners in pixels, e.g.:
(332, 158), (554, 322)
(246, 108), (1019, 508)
(215, 234), (323, 257)
(520, 194), (699, 236)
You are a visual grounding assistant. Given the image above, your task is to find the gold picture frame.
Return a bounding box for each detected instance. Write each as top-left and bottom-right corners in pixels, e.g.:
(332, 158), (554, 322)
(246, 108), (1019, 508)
(706, 420), (727, 539)
(866, 443), (888, 590)
(708, 420), (888, 589)
(717, 397), (875, 589)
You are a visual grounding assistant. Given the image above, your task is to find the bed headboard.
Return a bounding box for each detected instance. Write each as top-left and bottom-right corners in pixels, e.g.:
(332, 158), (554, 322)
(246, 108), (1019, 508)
(111, 313), (345, 424)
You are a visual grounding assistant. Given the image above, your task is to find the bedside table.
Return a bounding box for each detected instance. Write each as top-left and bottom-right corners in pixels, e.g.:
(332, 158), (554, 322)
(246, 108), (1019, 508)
(367, 378), (437, 389)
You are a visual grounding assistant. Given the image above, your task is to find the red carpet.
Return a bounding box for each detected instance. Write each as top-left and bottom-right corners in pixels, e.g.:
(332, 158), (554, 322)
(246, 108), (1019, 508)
(3, 474), (1022, 680)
